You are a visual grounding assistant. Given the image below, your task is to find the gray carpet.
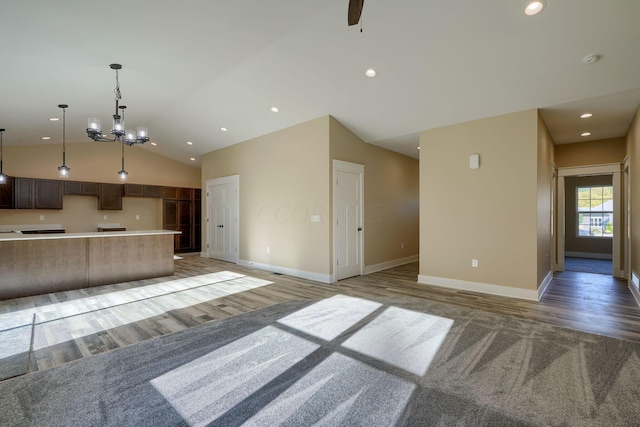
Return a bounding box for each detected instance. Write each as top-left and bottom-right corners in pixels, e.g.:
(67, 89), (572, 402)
(564, 257), (612, 275)
(1, 294), (639, 426)
(0, 314), (34, 381)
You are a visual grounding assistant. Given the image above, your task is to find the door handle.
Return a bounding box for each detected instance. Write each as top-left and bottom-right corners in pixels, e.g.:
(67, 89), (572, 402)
(357, 227), (362, 231)
(217, 225), (224, 228)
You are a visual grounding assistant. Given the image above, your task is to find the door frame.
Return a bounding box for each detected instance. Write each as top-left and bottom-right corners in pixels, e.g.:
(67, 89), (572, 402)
(332, 160), (364, 282)
(205, 175), (239, 263)
(556, 163), (624, 278)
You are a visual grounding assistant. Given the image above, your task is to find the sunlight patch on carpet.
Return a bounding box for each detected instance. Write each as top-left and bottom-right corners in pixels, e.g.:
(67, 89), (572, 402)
(277, 294), (382, 340)
(342, 306), (453, 376)
(151, 326), (319, 427)
(245, 353), (415, 426)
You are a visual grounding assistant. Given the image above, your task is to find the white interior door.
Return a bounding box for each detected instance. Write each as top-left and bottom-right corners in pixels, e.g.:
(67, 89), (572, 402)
(334, 161), (364, 281)
(206, 176), (238, 263)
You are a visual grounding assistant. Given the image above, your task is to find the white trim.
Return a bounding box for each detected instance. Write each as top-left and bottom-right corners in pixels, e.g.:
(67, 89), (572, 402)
(557, 175), (565, 271)
(557, 163), (621, 177)
(556, 163), (623, 277)
(238, 259), (331, 284)
(538, 271), (553, 300)
(333, 160), (365, 281)
(565, 251), (612, 260)
(613, 171), (622, 278)
(363, 255), (419, 275)
(417, 275), (540, 301)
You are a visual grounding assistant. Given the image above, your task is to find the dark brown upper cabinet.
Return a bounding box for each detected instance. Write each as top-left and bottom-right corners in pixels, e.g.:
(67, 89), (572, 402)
(98, 183), (123, 210)
(0, 176), (15, 209)
(15, 177), (34, 209)
(34, 179), (63, 209)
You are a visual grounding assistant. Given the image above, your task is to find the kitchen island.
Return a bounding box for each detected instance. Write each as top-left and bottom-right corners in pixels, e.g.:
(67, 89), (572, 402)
(0, 230), (180, 300)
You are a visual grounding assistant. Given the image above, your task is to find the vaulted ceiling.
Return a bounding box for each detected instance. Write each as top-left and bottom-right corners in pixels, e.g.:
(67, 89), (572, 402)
(1, 0), (639, 166)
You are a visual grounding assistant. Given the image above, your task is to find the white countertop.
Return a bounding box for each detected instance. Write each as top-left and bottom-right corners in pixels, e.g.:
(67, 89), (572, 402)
(0, 229), (180, 242)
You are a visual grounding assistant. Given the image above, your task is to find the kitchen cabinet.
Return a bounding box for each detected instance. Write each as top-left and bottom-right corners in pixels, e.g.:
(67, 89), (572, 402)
(98, 184), (123, 210)
(64, 181), (99, 196)
(15, 177), (34, 209)
(35, 179), (63, 209)
(0, 176), (15, 209)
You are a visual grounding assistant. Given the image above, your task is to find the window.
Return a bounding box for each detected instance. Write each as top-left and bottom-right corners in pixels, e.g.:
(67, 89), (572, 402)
(577, 186), (613, 237)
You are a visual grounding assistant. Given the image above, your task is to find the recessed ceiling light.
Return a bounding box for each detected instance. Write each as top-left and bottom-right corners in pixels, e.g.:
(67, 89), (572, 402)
(187, 141), (193, 145)
(580, 113), (593, 119)
(49, 118), (60, 122)
(189, 157), (196, 161)
(524, 0), (545, 16)
(365, 68), (376, 78)
(42, 136), (51, 140)
(220, 127), (228, 132)
(270, 107), (279, 113)
(151, 142), (157, 146)
(581, 132), (592, 137)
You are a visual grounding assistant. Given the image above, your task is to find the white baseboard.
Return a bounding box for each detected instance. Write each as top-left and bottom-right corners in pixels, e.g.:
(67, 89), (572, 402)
(417, 275), (540, 301)
(538, 271), (553, 300)
(363, 255), (419, 275)
(565, 251), (612, 260)
(238, 259), (331, 284)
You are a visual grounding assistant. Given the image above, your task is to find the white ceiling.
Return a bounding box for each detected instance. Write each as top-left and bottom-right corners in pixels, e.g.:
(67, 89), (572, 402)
(1, 0), (639, 166)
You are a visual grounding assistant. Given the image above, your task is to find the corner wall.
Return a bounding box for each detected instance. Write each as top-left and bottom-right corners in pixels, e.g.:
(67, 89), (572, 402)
(419, 109), (541, 300)
(329, 117), (419, 272)
(627, 106), (640, 300)
(537, 112), (554, 291)
(200, 117), (332, 279)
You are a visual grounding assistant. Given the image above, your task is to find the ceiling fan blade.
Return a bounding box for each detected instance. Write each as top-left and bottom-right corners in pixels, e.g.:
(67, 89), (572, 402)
(348, 0), (364, 26)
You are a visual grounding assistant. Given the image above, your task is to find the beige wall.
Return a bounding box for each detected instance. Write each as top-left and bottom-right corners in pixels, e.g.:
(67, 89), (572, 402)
(2, 142), (200, 186)
(627, 107), (640, 283)
(564, 175), (613, 256)
(201, 117), (331, 275)
(554, 137), (627, 168)
(329, 117), (419, 268)
(200, 115), (419, 279)
(420, 109), (540, 291)
(0, 142), (199, 232)
(537, 113), (554, 285)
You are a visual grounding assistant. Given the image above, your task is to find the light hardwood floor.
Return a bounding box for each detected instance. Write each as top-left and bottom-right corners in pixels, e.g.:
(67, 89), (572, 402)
(1, 255), (639, 374)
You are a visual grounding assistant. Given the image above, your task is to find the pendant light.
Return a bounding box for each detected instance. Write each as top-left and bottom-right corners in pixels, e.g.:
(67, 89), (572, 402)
(0, 129), (6, 184)
(118, 142), (128, 181)
(57, 104), (70, 178)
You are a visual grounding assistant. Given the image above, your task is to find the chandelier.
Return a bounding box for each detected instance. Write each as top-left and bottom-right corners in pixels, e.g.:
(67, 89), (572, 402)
(86, 64), (149, 146)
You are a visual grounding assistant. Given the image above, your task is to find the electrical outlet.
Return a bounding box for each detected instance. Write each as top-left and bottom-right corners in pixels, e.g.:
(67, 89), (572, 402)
(472, 259), (478, 268)
(39, 215), (45, 221)
(136, 215), (140, 220)
(103, 215), (108, 220)
(266, 246), (270, 254)
(401, 242), (404, 249)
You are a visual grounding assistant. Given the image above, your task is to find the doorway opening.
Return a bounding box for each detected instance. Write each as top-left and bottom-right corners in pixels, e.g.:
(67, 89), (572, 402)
(556, 164), (625, 279)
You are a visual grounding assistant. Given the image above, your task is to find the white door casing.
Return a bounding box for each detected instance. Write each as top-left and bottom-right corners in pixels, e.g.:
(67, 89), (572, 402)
(206, 176), (239, 263)
(333, 160), (364, 281)
(556, 164), (624, 278)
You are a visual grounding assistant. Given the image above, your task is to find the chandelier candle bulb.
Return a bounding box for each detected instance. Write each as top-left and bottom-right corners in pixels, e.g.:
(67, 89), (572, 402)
(88, 119), (101, 132)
